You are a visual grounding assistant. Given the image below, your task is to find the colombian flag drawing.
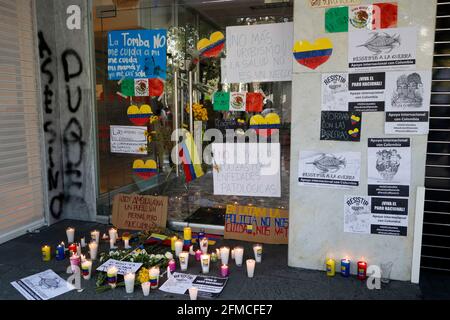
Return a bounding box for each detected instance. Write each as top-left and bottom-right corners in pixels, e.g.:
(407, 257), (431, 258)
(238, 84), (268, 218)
(249, 113), (281, 138)
(179, 132), (204, 183)
(197, 31), (225, 58)
(293, 38), (333, 70)
(133, 160), (158, 180)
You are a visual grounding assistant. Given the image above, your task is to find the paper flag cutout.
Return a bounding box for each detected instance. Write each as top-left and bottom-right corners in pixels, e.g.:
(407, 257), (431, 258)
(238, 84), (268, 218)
(293, 38), (333, 70)
(246, 93), (264, 113)
(230, 92), (246, 111)
(372, 2), (398, 29)
(213, 92), (230, 111)
(197, 31), (225, 58)
(149, 78), (164, 97)
(121, 79), (165, 97)
(127, 104), (153, 126)
(249, 113), (281, 137)
(133, 160), (158, 180)
(325, 6), (349, 33)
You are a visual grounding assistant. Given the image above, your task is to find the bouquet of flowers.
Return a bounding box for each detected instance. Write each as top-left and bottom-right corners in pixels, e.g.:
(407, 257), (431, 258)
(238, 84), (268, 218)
(186, 103), (208, 121)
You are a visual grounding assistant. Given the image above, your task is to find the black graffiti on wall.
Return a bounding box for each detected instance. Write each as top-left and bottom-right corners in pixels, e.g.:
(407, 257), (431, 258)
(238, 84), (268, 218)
(38, 31), (88, 220)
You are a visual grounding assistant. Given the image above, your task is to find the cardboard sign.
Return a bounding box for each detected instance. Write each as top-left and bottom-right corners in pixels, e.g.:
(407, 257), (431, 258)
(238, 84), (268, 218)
(320, 111), (362, 142)
(224, 204), (288, 244)
(112, 194), (168, 231)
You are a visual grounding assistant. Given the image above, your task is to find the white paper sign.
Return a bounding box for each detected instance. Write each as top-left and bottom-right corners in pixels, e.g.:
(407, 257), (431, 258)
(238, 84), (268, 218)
(212, 143), (281, 197)
(298, 151), (361, 189)
(159, 273), (228, 298)
(348, 27), (417, 70)
(344, 196), (371, 234)
(110, 125), (148, 155)
(385, 70), (432, 134)
(226, 22), (293, 83)
(11, 269), (75, 300)
(96, 259), (143, 275)
(322, 73), (349, 111)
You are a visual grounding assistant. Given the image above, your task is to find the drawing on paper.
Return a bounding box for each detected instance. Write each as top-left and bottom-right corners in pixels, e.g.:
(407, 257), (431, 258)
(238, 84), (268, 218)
(391, 73), (424, 108)
(38, 276), (62, 290)
(350, 6), (372, 29)
(358, 32), (400, 54)
(375, 149), (401, 181)
(308, 154), (346, 173)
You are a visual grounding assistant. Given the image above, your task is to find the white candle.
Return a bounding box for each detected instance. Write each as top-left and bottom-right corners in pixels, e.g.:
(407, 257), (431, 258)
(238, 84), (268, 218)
(109, 238), (117, 250)
(253, 244), (263, 263)
(76, 243), (81, 256)
(201, 254), (210, 274)
(109, 228), (118, 243)
(141, 282), (151, 296)
(107, 266), (118, 288)
(200, 237), (209, 254)
(89, 241), (98, 260)
(234, 247), (244, 267)
(149, 267), (160, 289)
(91, 230), (100, 243)
(189, 245), (195, 256)
(80, 237), (86, 248)
(167, 266), (173, 279)
(124, 272), (136, 294)
(216, 248), (221, 260)
(175, 239), (183, 257)
(189, 287), (198, 301)
(231, 249), (235, 260)
(179, 252), (189, 271)
(220, 247), (230, 265)
(66, 227), (75, 243)
(247, 259), (256, 278)
(81, 260), (92, 280)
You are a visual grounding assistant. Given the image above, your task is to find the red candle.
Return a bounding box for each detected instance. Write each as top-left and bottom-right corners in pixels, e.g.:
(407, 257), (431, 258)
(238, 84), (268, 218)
(68, 243), (77, 255)
(195, 250), (202, 261)
(357, 261), (367, 280)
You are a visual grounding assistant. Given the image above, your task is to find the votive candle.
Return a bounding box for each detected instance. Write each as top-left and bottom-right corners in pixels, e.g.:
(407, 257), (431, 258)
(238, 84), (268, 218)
(220, 264), (229, 277)
(200, 237), (208, 254)
(201, 254), (210, 274)
(253, 244), (263, 263)
(326, 258), (336, 277)
(234, 247), (244, 267)
(41, 245), (51, 262)
(81, 259), (92, 280)
(341, 258), (351, 277)
(175, 239), (184, 257)
(107, 266), (118, 288)
(149, 267), (160, 289)
(124, 272), (136, 294)
(66, 227), (75, 243)
(195, 250), (202, 261)
(357, 260), (368, 280)
(179, 252), (189, 271)
(220, 247), (230, 265)
(91, 230), (100, 243)
(89, 241), (98, 260)
(247, 259), (256, 278)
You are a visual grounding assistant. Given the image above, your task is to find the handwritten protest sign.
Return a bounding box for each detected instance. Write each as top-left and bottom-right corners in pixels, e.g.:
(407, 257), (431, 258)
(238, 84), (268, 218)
(112, 194), (168, 231)
(96, 259), (143, 275)
(224, 205), (288, 244)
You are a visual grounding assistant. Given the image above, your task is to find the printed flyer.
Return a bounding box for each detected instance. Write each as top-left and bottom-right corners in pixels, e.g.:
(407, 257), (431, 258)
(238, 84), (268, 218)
(159, 273), (228, 298)
(367, 138), (411, 197)
(348, 72), (386, 112)
(348, 27), (417, 70)
(321, 73), (349, 111)
(385, 70), (432, 135)
(298, 151), (361, 189)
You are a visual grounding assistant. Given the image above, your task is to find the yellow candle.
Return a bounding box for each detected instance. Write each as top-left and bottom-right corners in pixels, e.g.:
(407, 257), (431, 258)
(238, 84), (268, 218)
(41, 245), (51, 262)
(183, 227), (192, 241)
(171, 236), (178, 251)
(326, 258), (336, 277)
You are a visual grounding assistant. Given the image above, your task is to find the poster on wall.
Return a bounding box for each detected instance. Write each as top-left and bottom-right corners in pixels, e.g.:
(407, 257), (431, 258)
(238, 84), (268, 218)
(298, 151), (361, 189)
(212, 143), (281, 198)
(367, 138), (411, 197)
(226, 22), (293, 83)
(320, 111), (362, 142)
(108, 29), (167, 80)
(110, 126), (148, 155)
(348, 27), (417, 70)
(224, 204), (288, 244)
(344, 195), (408, 236)
(348, 72), (386, 112)
(385, 70), (432, 135)
(321, 73), (349, 111)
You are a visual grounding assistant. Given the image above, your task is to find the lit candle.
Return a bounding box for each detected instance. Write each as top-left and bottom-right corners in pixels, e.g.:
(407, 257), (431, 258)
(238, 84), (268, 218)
(231, 249), (235, 260)
(220, 264), (229, 277)
(357, 260), (368, 280)
(246, 259), (256, 278)
(179, 252), (189, 271)
(66, 227), (75, 243)
(142, 282), (151, 296)
(326, 258), (336, 277)
(175, 239), (184, 257)
(234, 247), (244, 267)
(81, 259), (93, 280)
(220, 247), (230, 265)
(341, 258), (351, 277)
(168, 259), (176, 273)
(108, 228), (118, 244)
(183, 227), (192, 246)
(201, 254), (210, 274)
(189, 245), (195, 256)
(171, 236), (178, 251)
(68, 243), (77, 255)
(210, 252), (218, 263)
(200, 237), (208, 254)
(56, 242), (65, 261)
(91, 230), (100, 243)
(109, 238), (117, 250)
(107, 266), (118, 288)
(123, 235), (131, 249)
(80, 237), (86, 248)
(149, 267), (160, 289)
(216, 248), (221, 260)
(69, 253), (81, 273)
(41, 245), (51, 262)
(124, 272), (136, 294)
(189, 287), (198, 301)
(89, 241), (98, 260)
(195, 250), (202, 261)
(76, 243), (82, 256)
(253, 244), (263, 263)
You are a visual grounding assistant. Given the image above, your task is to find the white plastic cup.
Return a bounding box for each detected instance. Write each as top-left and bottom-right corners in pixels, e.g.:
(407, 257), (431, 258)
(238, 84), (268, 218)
(189, 287), (198, 300)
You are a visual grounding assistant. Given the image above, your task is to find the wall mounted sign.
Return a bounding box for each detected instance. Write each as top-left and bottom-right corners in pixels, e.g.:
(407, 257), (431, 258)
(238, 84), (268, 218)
(298, 151), (361, 189)
(212, 143), (281, 198)
(348, 27), (417, 70)
(309, 0), (361, 8)
(133, 159), (158, 180)
(385, 70), (432, 135)
(127, 104), (153, 126)
(112, 193), (168, 231)
(320, 111), (362, 142)
(344, 195), (408, 236)
(110, 126), (148, 155)
(226, 22), (293, 83)
(348, 72), (386, 112)
(224, 204), (288, 244)
(108, 29), (167, 80)
(322, 73), (349, 111)
(197, 31), (225, 58)
(293, 38), (333, 70)
(367, 138), (411, 197)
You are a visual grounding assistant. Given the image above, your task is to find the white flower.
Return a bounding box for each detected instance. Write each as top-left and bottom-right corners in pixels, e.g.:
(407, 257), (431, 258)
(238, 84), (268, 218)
(130, 258), (134, 262)
(165, 252), (173, 260)
(155, 254), (164, 260)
